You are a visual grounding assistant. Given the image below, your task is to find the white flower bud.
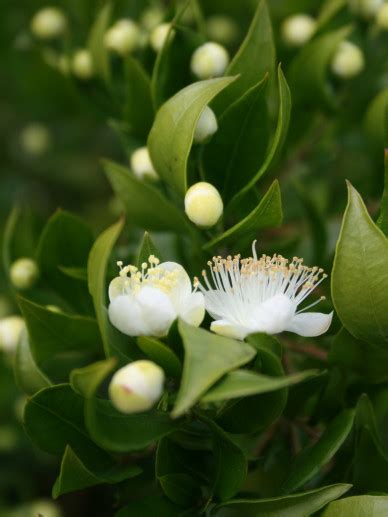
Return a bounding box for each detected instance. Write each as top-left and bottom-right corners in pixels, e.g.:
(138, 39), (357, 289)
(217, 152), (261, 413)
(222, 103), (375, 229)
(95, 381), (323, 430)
(331, 41), (365, 79)
(190, 42), (229, 79)
(30, 499), (62, 517)
(206, 15), (239, 45)
(130, 147), (158, 181)
(20, 123), (51, 156)
(281, 14), (317, 47)
(0, 316), (24, 353)
(376, 4), (388, 29)
(149, 22), (172, 52)
(140, 7), (165, 31)
(109, 360), (165, 414)
(104, 19), (140, 56)
(348, 0), (383, 18)
(30, 7), (67, 40)
(71, 49), (94, 80)
(184, 182), (223, 228)
(194, 106), (218, 144)
(10, 258), (39, 290)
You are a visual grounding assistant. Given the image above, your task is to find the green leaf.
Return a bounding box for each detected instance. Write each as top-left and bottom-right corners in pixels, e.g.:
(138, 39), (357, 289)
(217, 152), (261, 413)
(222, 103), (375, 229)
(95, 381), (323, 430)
(2, 206), (19, 276)
(136, 232), (161, 267)
(14, 329), (51, 395)
(18, 297), (102, 382)
(172, 321), (256, 418)
(203, 180), (282, 251)
(288, 26), (352, 107)
(215, 484), (352, 516)
(213, 0), (275, 113)
(116, 496), (179, 516)
(58, 266), (88, 281)
(202, 76), (269, 198)
(87, 2), (112, 84)
(104, 160), (190, 233)
(148, 76), (236, 196)
(137, 336), (182, 378)
(70, 358), (117, 398)
(36, 210), (94, 313)
(317, 0), (347, 29)
(281, 410), (355, 494)
(201, 369), (319, 403)
(322, 495), (388, 516)
(332, 182), (388, 346)
(377, 150), (388, 237)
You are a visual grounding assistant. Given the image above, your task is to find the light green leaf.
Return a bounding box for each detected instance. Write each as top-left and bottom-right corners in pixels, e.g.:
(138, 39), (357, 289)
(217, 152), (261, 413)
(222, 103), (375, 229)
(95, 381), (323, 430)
(87, 2), (112, 84)
(332, 182), (388, 346)
(323, 495), (388, 516)
(203, 180), (282, 251)
(137, 336), (182, 378)
(172, 320), (256, 418)
(377, 150), (388, 237)
(148, 76), (236, 196)
(104, 160), (190, 233)
(14, 329), (51, 395)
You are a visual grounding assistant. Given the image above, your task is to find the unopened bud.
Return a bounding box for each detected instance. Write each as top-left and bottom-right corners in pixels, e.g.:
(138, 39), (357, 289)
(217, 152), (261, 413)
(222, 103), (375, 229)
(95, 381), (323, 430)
(206, 15), (239, 45)
(130, 147), (158, 181)
(30, 7), (67, 40)
(109, 360), (165, 414)
(191, 42), (229, 79)
(281, 14), (317, 47)
(104, 19), (140, 56)
(348, 0), (383, 18)
(376, 4), (388, 29)
(194, 106), (218, 144)
(10, 258), (39, 290)
(185, 182), (223, 228)
(150, 23), (172, 52)
(20, 123), (51, 156)
(30, 499), (62, 517)
(331, 41), (365, 79)
(0, 316), (24, 353)
(72, 49), (94, 80)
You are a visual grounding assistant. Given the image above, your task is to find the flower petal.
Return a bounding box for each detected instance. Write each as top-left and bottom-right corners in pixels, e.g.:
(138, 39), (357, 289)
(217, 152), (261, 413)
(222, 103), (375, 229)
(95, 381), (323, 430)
(210, 319), (249, 341)
(179, 292), (205, 327)
(108, 276), (127, 301)
(252, 294), (296, 335)
(285, 311), (333, 337)
(137, 286), (176, 337)
(160, 261), (192, 307)
(108, 295), (147, 336)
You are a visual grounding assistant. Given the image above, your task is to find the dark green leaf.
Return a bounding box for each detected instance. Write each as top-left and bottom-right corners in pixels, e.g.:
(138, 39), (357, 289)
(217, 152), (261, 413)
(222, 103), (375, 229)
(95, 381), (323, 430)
(137, 336), (182, 378)
(136, 232), (161, 267)
(377, 149), (388, 237)
(87, 2), (112, 84)
(14, 329), (51, 395)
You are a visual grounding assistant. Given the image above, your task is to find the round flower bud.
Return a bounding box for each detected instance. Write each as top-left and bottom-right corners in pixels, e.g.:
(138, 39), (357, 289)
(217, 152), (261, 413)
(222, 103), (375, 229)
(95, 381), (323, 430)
(109, 360), (165, 414)
(206, 15), (239, 45)
(10, 257), (39, 290)
(0, 316), (24, 353)
(130, 147), (158, 181)
(194, 106), (218, 144)
(72, 49), (94, 80)
(30, 7), (67, 40)
(20, 123), (51, 156)
(190, 42), (229, 79)
(376, 3), (388, 29)
(281, 14), (317, 47)
(104, 19), (140, 56)
(150, 22), (171, 52)
(348, 0), (383, 18)
(184, 182), (223, 228)
(140, 7), (165, 31)
(30, 500), (62, 517)
(331, 41), (365, 79)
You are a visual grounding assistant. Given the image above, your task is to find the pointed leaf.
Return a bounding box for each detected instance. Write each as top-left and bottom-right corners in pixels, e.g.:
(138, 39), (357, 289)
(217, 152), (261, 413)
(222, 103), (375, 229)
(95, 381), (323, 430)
(136, 232), (161, 267)
(87, 2), (112, 84)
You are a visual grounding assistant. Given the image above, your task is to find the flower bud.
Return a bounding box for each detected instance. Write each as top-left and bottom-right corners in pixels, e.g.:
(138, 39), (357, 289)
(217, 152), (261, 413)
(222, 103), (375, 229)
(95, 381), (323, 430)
(30, 7), (67, 40)
(10, 257), (39, 290)
(331, 41), (365, 79)
(109, 360), (165, 414)
(194, 106), (218, 144)
(30, 499), (62, 517)
(281, 14), (317, 47)
(376, 4), (388, 29)
(71, 49), (94, 80)
(190, 42), (229, 79)
(206, 15), (239, 45)
(20, 123), (51, 156)
(348, 0), (383, 18)
(140, 7), (165, 31)
(184, 182), (223, 228)
(104, 19), (140, 56)
(130, 147), (158, 180)
(150, 22), (172, 52)
(0, 316), (24, 353)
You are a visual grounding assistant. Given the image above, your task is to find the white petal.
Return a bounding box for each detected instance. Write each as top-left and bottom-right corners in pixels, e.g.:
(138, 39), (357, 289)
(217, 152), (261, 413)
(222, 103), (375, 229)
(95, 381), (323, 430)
(108, 276), (126, 301)
(285, 311), (333, 337)
(137, 286), (176, 337)
(108, 295), (147, 336)
(252, 294), (296, 335)
(179, 292), (205, 327)
(210, 319), (249, 341)
(160, 261), (192, 307)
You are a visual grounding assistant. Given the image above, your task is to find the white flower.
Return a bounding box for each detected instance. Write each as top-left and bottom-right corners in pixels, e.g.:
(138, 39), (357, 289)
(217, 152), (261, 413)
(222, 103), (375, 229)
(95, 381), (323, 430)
(108, 255), (205, 337)
(0, 316), (24, 353)
(190, 42), (230, 79)
(196, 243), (333, 341)
(71, 49), (94, 80)
(281, 14), (317, 47)
(376, 3), (388, 29)
(184, 182), (223, 228)
(331, 41), (365, 79)
(150, 23), (172, 52)
(130, 147), (158, 181)
(194, 106), (218, 144)
(30, 7), (67, 40)
(10, 257), (39, 290)
(104, 19), (140, 55)
(109, 360), (165, 414)
(20, 124), (51, 156)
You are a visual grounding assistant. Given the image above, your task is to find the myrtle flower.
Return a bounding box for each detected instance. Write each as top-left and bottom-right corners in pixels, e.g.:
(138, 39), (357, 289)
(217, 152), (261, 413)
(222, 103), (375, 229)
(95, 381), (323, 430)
(108, 255), (205, 337)
(196, 243), (333, 340)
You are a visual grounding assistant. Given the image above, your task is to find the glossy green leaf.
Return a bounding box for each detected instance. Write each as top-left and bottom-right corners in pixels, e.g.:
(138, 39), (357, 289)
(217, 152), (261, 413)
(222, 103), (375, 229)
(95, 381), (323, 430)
(148, 76), (236, 196)
(172, 320), (256, 418)
(377, 150), (388, 237)
(201, 369), (318, 403)
(104, 160), (190, 233)
(203, 180), (282, 251)
(213, 0), (275, 113)
(70, 358), (117, 398)
(137, 336), (182, 378)
(322, 495), (388, 516)
(332, 183), (388, 346)
(215, 484), (352, 516)
(14, 329), (51, 395)
(281, 410), (355, 494)
(136, 232), (161, 267)
(87, 2), (112, 84)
